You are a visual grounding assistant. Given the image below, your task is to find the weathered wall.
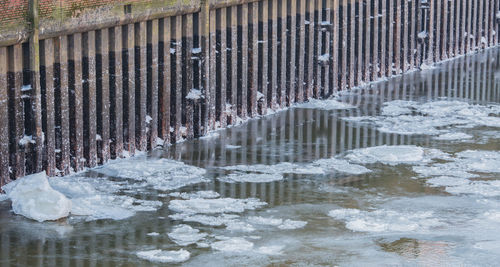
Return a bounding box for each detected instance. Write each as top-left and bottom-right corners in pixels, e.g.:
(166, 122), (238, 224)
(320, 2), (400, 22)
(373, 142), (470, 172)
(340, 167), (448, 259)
(0, 0), (499, 187)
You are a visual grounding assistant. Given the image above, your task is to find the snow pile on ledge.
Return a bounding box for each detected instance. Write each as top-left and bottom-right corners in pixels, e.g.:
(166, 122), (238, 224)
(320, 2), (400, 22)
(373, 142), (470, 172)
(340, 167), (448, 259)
(136, 249), (190, 263)
(1, 172), (72, 222)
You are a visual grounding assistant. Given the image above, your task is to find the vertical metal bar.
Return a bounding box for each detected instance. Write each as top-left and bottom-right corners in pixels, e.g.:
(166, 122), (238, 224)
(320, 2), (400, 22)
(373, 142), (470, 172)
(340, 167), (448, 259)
(184, 15), (194, 139)
(149, 20), (159, 148)
(455, 0), (462, 55)
(70, 33), (84, 171)
(58, 36), (70, 174)
(323, 0), (331, 96)
(487, 0), (494, 47)
(110, 26), (123, 157)
(199, 0), (210, 134)
(466, 0), (472, 52)
(0, 47), (10, 186)
(357, 0), (363, 84)
(44, 38), (56, 176)
(364, 0), (372, 80)
(240, 4), (249, 116)
(84, 31), (97, 167)
(279, 0), (287, 106)
(380, 0), (387, 77)
(409, 0), (417, 69)
(332, 0), (339, 93)
(159, 18), (171, 145)
(230, 6), (238, 122)
(341, 0), (348, 89)
(349, 0), (355, 87)
(288, 0), (297, 104)
(427, 0), (435, 64)
(394, 0), (401, 74)
(442, 0), (448, 59)
(169, 17), (181, 141)
(435, 0), (441, 61)
(269, 0), (278, 109)
(402, 0), (409, 71)
(97, 28), (110, 164)
(219, 8), (228, 125)
(259, 1), (268, 113)
(372, 0), (379, 79)
(449, 0), (455, 57)
(125, 24), (136, 154)
(249, 3), (259, 116)
(136, 22), (147, 150)
(209, 10), (217, 130)
(297, 0), (306, 102)
(314, 0), (322, 96)
(477, 0), (484, 48)
(387, 0), (394, 76)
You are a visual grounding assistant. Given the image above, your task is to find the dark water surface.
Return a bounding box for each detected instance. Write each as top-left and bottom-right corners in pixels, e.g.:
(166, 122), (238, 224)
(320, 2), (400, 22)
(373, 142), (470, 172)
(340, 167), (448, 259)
(1, 48), (500, 266)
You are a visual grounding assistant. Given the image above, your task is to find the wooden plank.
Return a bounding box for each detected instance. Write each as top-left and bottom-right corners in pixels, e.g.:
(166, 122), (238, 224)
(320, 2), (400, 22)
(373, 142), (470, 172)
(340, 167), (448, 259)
(136, 22), (147, 151)
(209, 10), (217, 130)
(259, 1), (268, 113)
(230, 6), (239, 122)
(70, 33), (84, 171)
(240, 4), (249, 116)
(0, 47), (10, 186)
(477, 0), (484, 48)
(466, 0), (472, 52)
(471, 0), (478, 50)
(199, 0), (210, 134)
(159, 18), (171, 145)
(313, 0), (322, 97)
(455, 0), (462, 56)
(449, 0), (455, 57)
(279, 0), (287, 106)
(364, 0), (371, 80)
(297, 0), (306, 102)
(44, 38), (56, 176)
(372, 0), (379, 79)
(332, 0), (339, 93)
(219, 8), (228, 125)
(488, 0), (494, 46)
(110, 26), (123, 157)
(58, 36), (70, 174)
(394, 0), (401, 74)
(485, 0), (491, 47)
(341, 0), (348, 89)
(125, 24), (136, 154)
(269, 0), (278, 109)
(288, 0), (297, 105)
(249, 3), (259, 116)
(84, 31), (97, 168)
(174, 16), (183, 142)
(97, 28), (110, 164)
(402, 0), (409, 71)
(427, 0), (434, 64)
(149, 20), (159, 148)
(409, 0), (417, 69)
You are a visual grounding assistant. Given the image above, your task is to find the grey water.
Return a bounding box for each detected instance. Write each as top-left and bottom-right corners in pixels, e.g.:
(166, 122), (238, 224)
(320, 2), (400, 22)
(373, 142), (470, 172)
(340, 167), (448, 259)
(1, 48), (500, 266)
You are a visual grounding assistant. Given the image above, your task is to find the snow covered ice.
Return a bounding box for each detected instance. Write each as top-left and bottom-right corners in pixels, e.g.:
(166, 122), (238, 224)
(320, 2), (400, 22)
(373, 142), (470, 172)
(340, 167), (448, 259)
(136, 249), (190, 263)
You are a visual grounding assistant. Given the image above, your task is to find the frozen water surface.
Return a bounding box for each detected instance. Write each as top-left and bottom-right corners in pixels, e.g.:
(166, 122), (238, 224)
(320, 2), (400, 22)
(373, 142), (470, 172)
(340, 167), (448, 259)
(1, 47), (500, 266)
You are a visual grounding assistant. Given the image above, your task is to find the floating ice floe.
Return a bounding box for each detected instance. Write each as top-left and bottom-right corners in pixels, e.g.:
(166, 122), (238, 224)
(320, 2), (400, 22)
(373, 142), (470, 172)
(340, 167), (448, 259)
(256, 245), (285, 255)
(434, 132), (473, 141)
(294, 99), (357, 110)
(0, 194), (7, 202)
(217, 173), (284, 183)
(328, 208), (442, 233)
(93, 157), (207, 191)
(344, 100), (500, 136)
(220, 162), (324, 175)
(170, 213), (240, 227)
(169, 191), (220, 200)
(136, 249), (190, 263)
(345, 145), (446, 166)
(168, 224), (207, 246)
(169, 198), (267, 215)
(147, 232), (160, 236)
(312, 158), (372, 175)
(1, 172), (72, 222)
(211, 237), (254, 252)
(278, 219), (308, 230)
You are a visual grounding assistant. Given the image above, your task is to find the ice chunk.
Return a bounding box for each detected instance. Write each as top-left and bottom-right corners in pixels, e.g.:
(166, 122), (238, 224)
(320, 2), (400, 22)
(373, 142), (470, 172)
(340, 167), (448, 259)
(93, 157), (207, 191)
(434, 132), (473, 141)
(445, 181), (500, 197)
(328, 208), (442, 233)
(247, 216), (283, 226)
(136, 249), (190, 263)
(295, 99), (356, 110)
(169, 214), (239, 226)
(426, 176), (470, 187)
(211, 238), (254, 252)
(256, 245), (284, 255)
(147, 232), (160, 236)
(2, 172), (71, 222)
(226, 221), (256, 232)
(0, 194), (7, 202)
(312, 158), (372, 175)
(168, 225), (207, 246)
(218, 173), (284, 183)
(221, 162), (324, 175)
(169, 191), (220, 199)
(346, 145), (426, 165)
(278, 219), (308, 230)
(169, 198), (267, 215)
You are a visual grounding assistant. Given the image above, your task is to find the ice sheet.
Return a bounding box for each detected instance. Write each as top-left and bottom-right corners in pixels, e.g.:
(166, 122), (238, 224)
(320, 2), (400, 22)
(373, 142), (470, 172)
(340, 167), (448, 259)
(136, 249), (190, 263)
(294, 99), (357, 110)
(211, 238), (254, 252)
(169, 198), (267, 215)
(168, 224), (207, 246)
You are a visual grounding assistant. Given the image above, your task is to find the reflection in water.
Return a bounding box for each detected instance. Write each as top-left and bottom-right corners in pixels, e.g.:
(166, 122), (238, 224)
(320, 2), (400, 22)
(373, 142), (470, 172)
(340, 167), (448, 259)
(0, 49), (499, 266)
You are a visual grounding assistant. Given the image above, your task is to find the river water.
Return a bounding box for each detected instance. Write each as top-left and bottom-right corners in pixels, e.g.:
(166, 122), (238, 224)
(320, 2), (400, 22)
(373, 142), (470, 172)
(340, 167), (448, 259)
(1, 48), (500, 266)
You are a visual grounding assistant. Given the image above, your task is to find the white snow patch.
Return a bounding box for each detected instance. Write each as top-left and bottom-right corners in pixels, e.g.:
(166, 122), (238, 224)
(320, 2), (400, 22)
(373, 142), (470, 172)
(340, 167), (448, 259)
(220, 162), (324, 175)
(168, 224), (207, 246)
(136, 249), (190, 263)
(186, 89), (203, 100)
(0, 194), (7, 202)
(147, 232), (160, 236)
(247, 216), (283, 226)
(170, 214), (239, 226)
(225, 145), (241, 149)
(2, 172), (71, 222)
(226, 221), (256, 232)
(426, 176), (470, 187)
(211, 238), (254, 252)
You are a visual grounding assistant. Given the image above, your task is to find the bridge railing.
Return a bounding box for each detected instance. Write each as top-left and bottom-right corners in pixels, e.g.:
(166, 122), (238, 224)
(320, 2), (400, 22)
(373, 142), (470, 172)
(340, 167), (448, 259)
(0, 0), (499, 186)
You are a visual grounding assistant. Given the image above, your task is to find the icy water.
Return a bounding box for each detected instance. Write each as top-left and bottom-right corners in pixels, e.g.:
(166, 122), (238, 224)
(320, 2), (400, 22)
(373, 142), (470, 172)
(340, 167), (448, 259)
(1, 48), (500, 266)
